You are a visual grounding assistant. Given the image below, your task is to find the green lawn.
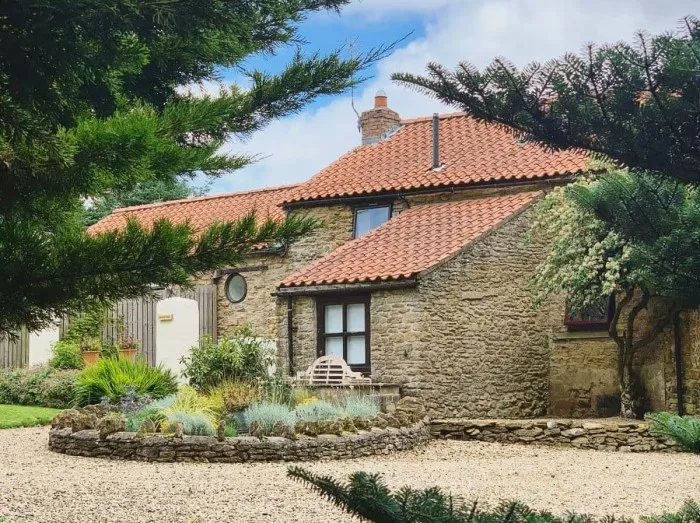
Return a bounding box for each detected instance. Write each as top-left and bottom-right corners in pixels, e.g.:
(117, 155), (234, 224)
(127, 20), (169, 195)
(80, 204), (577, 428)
(0, 404), (61, 429)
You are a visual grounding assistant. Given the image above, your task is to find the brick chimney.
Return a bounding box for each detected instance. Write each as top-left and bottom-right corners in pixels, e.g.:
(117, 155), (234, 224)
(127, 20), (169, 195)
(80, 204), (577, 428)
(358, 90), (401, 145)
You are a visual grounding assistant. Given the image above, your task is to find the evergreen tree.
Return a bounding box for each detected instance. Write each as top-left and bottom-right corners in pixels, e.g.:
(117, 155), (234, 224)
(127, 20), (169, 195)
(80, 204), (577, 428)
(393, 16), (700, 182)
(0, 0), (392, 334)
(289, 467), (700, 523)
(83, 178), (208, 227)
(530, 167), (700, 417)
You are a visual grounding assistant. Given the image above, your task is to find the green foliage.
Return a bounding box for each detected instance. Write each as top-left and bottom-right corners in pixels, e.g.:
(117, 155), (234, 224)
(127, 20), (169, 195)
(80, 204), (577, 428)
(48, 340), (84, 370)
(124, 406), (166, 432)
(244, 402), (296, 436)
(342, 395), (380, 418)
(529, 169), (700, 417)
(294, 401), (343, 422)
(291, 467), (700, 523)
(0, 405), (62, 430)
(0, 0), (395, 335)
(83, 178), (208, 226)
(207, 380), (262, 413)
(182, 326), (274, 390)
(0, 366), (78, 408)
(223, 415), (238, 438)
(72, 356), (177, 406)
(152, 386), (222, 422)
(647, 412), (700, 453)
(164, 411), (216, 436)
(394, 16), (700, 183)
(261, 373), (294, 405)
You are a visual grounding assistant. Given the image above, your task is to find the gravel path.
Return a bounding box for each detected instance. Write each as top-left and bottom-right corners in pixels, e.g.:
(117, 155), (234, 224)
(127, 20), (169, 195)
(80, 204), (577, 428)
(1, 427), (699, 522)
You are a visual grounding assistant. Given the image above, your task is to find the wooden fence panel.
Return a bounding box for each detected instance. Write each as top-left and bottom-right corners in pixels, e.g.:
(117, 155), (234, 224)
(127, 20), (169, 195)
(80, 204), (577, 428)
(0, 328), (29, 370)
(0, 285), (217, 369)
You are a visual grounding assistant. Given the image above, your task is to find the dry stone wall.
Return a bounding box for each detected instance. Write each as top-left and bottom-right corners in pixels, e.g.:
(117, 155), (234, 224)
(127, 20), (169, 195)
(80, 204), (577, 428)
(430, 418), (680, 452)
(48, 420), (430, 463)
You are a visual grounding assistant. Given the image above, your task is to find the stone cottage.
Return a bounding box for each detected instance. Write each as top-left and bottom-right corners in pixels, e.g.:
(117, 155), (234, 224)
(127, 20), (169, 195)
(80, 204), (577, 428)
(90, 92), (700, 419)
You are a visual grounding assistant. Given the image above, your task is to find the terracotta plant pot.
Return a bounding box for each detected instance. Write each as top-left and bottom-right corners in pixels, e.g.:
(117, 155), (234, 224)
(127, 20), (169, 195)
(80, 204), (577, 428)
(82, 351), (100, 366)
(118, 348), (138, 362)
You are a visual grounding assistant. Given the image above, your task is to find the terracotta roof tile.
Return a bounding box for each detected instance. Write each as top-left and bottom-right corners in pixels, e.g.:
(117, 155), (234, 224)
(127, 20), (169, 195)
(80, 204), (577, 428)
(280, 191), (540, 288)
(87, 184), (296, 235)
(283, 113), (587, 204)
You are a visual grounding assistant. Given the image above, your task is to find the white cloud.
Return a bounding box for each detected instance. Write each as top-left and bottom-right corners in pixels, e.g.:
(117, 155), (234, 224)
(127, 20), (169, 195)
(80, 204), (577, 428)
(210, 0), (697, 194)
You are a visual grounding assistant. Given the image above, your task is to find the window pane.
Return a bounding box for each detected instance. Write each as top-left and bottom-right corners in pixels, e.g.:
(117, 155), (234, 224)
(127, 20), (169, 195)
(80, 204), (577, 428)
(347, 336), (366, 365)
(347, 303), (365, 332)
(325, 336), (343, 357)
(226, 274), (247, 303)
(324, 305), (343, 333)
(355, 206), (390, 238)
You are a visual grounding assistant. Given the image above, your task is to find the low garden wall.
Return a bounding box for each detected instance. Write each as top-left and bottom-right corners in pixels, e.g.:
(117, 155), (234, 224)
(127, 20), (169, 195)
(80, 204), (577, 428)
(49, 419), (430, 463)
(430, 418), (680, 452)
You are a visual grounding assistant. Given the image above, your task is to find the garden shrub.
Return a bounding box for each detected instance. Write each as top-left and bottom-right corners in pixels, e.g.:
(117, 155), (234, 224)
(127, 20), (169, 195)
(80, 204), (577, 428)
(72, 356), (177, 406)
(124, 406), (166, 432)
(207, 380), (261, 413)
(48, 340), (84, 370)
(647, 412), (700, 452)
(342, 394), (380, 418)
(244, 402), (296, 436)
(151, 386), (222, 424)
(0, 366), (78, 408)
(163, 411), (216, 436)
(261, 373), (293, 405)
(291, 386), (318, 407)
(101, 385), (152, 414)
(181, 325), (274, 390)
(294, 401), (343, 422)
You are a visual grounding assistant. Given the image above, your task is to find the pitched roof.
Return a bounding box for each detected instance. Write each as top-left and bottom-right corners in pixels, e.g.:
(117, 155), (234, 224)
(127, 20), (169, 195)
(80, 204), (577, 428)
(87, 184), (297, 235)
(279, 191), (541, 288)
(282, 113), (587, 205)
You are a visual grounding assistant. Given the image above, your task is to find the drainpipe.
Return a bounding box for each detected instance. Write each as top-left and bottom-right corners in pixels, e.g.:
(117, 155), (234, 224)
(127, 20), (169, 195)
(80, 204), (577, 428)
(287, 296), (294, 376)
(673, 311), (684, 416)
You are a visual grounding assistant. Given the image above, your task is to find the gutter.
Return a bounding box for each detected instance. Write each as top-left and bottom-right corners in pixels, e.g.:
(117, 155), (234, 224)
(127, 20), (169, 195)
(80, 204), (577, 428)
(282, 176), (573, 210)
(272, 279), (418, 297)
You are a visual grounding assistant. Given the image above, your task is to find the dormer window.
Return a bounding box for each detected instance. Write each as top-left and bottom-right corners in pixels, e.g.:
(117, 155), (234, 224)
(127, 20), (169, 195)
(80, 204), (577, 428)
(354, 205), (391, 238)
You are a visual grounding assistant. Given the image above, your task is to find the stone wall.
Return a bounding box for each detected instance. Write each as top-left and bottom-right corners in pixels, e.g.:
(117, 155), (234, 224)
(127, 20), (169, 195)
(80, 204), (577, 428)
(430, 418), (680, 452)
(48, 420), (430, 463)
(215, 205), (354, 346)
(378, 207), (554, 419)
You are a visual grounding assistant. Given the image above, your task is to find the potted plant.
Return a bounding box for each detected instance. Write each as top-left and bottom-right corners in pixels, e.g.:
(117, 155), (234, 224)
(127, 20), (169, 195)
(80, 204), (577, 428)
(117, 338), (139, 361)
(80, 337), (103, 366)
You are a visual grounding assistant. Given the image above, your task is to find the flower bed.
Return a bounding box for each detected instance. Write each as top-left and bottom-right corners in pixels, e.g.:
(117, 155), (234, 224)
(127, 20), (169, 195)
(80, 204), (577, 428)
(48, 398), (430, 462)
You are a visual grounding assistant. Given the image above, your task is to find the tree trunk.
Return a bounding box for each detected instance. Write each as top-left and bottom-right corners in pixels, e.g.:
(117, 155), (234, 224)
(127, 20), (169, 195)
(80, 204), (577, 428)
(619, 366), (641, 419)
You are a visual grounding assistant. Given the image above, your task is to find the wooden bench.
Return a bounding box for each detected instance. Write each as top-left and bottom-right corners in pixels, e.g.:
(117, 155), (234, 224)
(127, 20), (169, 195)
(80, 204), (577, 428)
(295, 355), (371, 386)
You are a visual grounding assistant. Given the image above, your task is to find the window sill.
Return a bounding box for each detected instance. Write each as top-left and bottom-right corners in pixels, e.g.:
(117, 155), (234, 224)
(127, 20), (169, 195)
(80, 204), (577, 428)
(553, 329), (620, 341)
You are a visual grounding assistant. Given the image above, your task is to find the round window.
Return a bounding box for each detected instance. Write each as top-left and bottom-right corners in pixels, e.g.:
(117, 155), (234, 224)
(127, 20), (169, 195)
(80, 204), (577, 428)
(225, 273), (247, 303)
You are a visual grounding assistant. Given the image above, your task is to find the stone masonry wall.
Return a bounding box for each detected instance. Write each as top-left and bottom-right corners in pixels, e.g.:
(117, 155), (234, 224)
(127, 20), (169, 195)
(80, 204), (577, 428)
(379, 206), (555, 419)
(48, 420), (430, 463)
(430, 418), (680, 452)
(214, 205), (353, 353)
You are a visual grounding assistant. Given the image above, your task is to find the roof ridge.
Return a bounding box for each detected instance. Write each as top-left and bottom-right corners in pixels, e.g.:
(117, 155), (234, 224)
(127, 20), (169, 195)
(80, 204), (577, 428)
(400, 112), (467, 125)
(111, 183), (300, 214)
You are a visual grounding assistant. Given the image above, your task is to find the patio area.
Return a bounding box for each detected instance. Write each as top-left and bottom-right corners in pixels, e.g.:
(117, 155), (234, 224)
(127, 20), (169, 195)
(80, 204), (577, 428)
(1, 427), (699, 522)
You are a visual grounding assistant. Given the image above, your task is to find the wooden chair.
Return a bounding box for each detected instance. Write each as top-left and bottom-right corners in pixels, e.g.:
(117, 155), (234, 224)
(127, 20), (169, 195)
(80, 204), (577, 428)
(296, 355), (371, 386)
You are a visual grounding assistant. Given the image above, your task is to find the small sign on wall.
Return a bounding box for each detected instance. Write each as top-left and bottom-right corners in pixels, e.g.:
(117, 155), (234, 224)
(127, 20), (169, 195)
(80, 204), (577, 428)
(158, 313), (174, 322)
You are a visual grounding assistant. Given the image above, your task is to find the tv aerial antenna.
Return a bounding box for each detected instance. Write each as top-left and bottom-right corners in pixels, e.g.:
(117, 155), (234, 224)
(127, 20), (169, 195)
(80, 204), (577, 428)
(348, 38), (361, 129)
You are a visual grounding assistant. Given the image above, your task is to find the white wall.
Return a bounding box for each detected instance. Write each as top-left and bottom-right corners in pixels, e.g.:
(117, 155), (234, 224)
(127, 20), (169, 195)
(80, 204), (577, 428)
(155, 297), (199, 384)
(28, 325), (60, 367)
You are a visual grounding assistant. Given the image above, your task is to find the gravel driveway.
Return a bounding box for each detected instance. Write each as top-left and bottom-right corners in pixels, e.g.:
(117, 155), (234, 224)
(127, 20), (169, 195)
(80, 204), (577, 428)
(1, 427), (699, 523)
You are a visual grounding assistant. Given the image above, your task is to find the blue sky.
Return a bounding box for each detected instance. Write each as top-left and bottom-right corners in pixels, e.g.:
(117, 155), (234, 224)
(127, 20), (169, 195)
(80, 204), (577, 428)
(191, 0), (698, 195)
